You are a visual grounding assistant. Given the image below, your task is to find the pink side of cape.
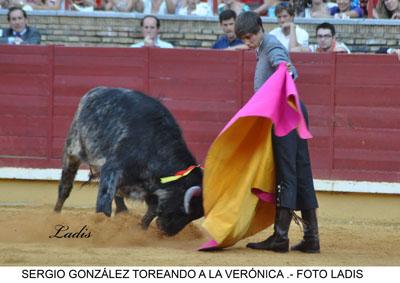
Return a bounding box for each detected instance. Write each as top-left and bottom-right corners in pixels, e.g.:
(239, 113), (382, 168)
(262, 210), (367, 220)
(251, 188), (275, 203)
(198, 240), (219, 251)
(220, 63), (312, 139)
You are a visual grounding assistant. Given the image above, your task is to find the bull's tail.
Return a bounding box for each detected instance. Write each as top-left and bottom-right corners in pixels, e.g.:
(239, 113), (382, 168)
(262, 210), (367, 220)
(80, 167), (99, 188)
(54, 155), (81, 212)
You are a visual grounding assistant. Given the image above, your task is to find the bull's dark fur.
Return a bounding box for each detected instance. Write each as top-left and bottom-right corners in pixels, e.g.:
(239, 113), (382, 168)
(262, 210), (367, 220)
(54, 87), (203, 236)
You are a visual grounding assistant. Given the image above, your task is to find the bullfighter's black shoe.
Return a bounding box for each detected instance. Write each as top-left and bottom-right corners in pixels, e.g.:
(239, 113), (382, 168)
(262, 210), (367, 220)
(246, 207), (292, 253)
(291, 209), (320, 253)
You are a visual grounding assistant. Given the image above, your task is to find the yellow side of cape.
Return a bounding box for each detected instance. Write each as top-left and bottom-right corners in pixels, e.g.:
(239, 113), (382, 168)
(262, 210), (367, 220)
(202, 117), (276, 248)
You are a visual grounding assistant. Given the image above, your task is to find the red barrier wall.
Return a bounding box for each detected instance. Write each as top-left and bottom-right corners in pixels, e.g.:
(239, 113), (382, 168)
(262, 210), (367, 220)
(0, 46), (399, 183)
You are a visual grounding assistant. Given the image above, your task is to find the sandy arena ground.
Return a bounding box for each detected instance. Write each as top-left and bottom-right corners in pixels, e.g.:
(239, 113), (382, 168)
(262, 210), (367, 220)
(0, 179), (399, 266)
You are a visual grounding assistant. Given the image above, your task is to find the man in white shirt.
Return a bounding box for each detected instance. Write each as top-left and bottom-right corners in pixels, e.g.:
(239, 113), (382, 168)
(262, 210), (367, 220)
(269, 2), (309, 52)
(131, 15), (173, 48)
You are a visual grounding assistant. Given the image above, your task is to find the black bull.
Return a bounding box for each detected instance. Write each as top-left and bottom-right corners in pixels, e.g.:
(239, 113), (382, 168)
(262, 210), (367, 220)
(54, 87), (204, 236)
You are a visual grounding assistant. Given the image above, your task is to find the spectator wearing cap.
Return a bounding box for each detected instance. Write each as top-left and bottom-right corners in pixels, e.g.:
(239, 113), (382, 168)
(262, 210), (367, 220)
(131, 15), (173, 48)
(0, 6), (41, 45)
(212, 9), (247, 50)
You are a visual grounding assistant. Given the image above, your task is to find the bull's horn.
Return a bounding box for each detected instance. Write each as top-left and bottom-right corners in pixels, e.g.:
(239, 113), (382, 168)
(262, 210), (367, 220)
(183, 186), (202, 214)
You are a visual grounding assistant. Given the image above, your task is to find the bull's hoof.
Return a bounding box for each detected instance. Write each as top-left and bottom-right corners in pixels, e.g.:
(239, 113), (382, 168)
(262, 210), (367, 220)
(115, 207), (128, 214)
(140, 221), (151, 230)
(140, 215), (155, 230)
(94, 213), (108, 223)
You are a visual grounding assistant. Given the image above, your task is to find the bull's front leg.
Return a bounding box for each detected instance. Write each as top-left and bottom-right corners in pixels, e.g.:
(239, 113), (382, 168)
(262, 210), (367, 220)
(96, 168), (121, 217)
(141, 194), (158, 229)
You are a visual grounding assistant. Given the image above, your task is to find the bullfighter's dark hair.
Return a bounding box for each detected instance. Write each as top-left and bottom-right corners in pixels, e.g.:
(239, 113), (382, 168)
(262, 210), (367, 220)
(140, 15), (161, 29)
(219, 9), (237, 23)
(235, 11), (264, 39)
(7, 6), (27, 22)
(316, 22), (336, 37)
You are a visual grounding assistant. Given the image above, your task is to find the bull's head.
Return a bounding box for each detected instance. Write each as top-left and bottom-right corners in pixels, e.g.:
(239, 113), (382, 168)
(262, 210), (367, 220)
(154, 185), (203, 236)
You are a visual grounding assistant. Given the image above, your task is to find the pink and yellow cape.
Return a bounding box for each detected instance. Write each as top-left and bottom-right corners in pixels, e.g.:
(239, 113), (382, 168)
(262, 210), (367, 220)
(200, 63), (312, 250)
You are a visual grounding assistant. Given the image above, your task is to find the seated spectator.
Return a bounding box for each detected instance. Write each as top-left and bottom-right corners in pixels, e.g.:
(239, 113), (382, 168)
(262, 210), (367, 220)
(330, 0), (363, 18)
(0, 0), (10, 9)
(131, 15), (173, 48)
(376, 46), (400, 60)
(291, 0), (307, 16)
(105, 0), (143, 12)
(31, 0), (64, 10)
(218, 0), (250, 15)
(177, 0), (212, 16)
(8, 0), (35, 10)
(364, 0), (379, 17)
(359, 0), (370, 17)
(304, 0), (332, 18)
(308, 22), (351, 53)
(269, 2), (309, 52)
(252, 0), (279, 16)
(0, 6), (41, 45)
(142, 0), (177, 14)
(70, 0), (95, 11)
(212, 9), (247, 49)
(373, 0), (400, 19)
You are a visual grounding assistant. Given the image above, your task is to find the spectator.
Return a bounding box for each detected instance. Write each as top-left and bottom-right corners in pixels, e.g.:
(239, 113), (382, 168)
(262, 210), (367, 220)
(304, 0), (332, 18)
(308, 22), (351, 53)
(218, 0), (250, 15)
(141, 0), (176, 14)
(359, 0), (368, 16)
(177, 0), (212, 16)
(0, 6), (41, 45)
(269, 2), (309, 52)
(376, 47), (400, 60)
(212, 9), (247, 49)
(373, 0), (400, 18)
(69, 0), (95, 11)
(291, 0), (307, 16)
(252, 0), (279, 16)
(330, 0), (364, 18)
(105, 0), (144, 12)
(8, 0), (35, 10)
(363, 0), (379, 17)
(31, 0), (64, 10)
(0, 0), (10, 9)
(131, 15), (173, 48)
